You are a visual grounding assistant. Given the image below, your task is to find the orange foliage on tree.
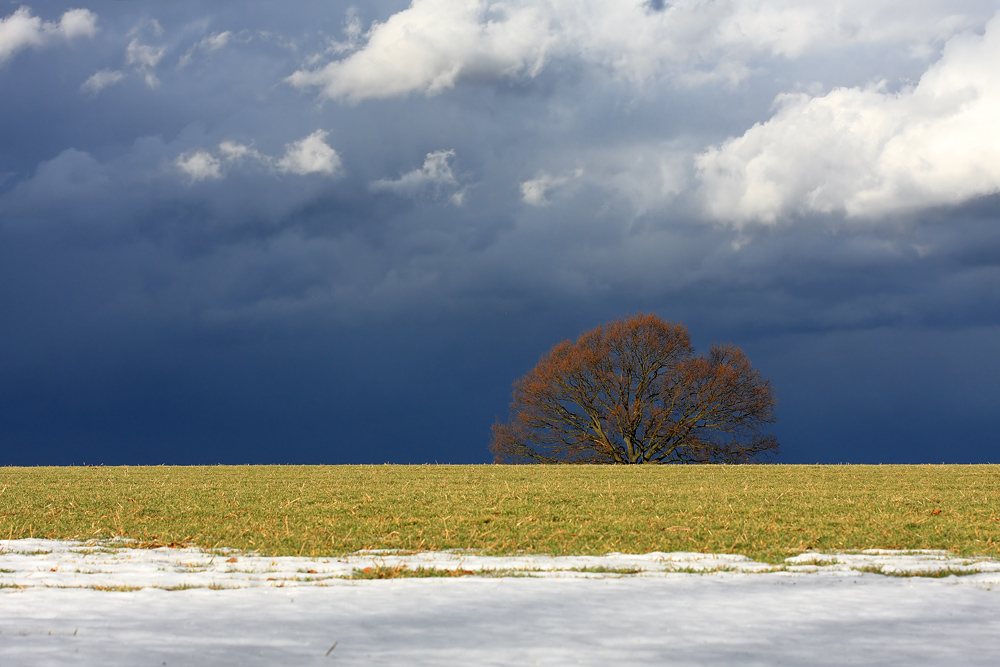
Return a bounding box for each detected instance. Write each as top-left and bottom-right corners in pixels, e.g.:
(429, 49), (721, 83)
(490, 313), (778, 464)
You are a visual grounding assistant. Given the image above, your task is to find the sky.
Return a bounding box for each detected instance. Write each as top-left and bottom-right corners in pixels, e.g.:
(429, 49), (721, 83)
(1, 0), (999, 465)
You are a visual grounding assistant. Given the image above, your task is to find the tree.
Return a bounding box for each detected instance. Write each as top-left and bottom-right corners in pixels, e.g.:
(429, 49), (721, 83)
(490, 313), (778, 464)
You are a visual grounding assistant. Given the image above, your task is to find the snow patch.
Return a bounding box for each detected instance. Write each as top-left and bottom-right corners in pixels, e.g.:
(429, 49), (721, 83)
(4, 540), (1000, 665)
(3, 539), (1000, 590)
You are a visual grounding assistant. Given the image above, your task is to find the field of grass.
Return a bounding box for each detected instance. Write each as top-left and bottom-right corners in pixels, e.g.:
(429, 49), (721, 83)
(1, 465), (998, 563)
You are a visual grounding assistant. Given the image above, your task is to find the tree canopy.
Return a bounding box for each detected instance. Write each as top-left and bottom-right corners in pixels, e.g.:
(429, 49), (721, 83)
(490, 313), (778, 464)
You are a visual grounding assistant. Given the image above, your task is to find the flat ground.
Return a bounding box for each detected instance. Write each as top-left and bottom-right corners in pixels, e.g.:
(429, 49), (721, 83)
(3, 465), (1000, 665)
(2, 464), (998, 562)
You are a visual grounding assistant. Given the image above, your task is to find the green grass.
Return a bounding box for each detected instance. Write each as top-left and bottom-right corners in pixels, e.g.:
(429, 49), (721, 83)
(1, 464), (999, 564)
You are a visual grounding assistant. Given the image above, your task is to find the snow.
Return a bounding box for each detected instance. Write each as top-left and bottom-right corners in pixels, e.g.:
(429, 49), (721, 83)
(3, 539), (1000, 665)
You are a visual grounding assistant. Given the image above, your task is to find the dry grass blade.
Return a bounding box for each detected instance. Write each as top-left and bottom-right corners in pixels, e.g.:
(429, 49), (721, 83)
(1, 464), (998, 564)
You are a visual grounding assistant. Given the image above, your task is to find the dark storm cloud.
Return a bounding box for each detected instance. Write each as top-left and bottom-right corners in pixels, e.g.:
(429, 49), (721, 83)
(2, 1), (999, 464)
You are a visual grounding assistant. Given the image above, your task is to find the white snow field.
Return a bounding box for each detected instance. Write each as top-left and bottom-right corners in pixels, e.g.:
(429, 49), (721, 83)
(3, 539), (1000, 665)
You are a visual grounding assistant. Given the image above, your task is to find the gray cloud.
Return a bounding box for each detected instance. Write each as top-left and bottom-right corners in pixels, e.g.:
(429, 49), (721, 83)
(371, 150), (464, 203)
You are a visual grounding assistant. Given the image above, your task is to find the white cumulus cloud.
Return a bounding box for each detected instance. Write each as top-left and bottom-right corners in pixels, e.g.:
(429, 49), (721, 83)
(0, 7), (98, 66)
(371, 150), (463, 203)
(697, 11), (1000, 224)
(56, 8), (98, 39)
(275, 130), (342, 176)
(287, 0), (992, 103)
(288, 0), (551, 103)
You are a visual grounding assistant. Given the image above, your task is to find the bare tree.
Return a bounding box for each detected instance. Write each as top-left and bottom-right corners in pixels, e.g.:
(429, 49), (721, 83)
(490, 313), (778, 464)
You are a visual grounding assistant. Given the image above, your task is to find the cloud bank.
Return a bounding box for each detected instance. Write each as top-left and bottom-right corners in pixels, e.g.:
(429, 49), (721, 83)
(698, 12), (1000, 224)
(288, 0), (991, 102)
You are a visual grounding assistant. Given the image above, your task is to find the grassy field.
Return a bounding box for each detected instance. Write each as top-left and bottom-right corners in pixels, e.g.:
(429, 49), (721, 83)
(1, 465), (998, 563)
